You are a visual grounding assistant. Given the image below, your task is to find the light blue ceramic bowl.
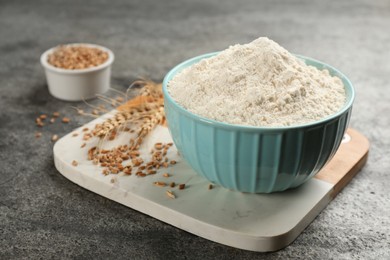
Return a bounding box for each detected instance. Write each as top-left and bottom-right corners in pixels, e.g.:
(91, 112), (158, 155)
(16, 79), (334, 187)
(163, 52), (354, 193)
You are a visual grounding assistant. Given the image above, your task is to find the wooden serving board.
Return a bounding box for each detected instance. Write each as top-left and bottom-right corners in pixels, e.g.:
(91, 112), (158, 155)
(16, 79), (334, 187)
(53, 110), (369, 252)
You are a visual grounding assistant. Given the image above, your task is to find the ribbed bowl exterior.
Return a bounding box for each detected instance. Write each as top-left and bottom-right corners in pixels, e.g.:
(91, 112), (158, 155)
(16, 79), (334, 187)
(163, 53), (355, 193)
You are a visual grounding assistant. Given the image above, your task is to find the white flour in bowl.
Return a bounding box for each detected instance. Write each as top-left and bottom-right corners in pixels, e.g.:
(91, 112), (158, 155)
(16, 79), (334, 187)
(167, 37), (346, 127)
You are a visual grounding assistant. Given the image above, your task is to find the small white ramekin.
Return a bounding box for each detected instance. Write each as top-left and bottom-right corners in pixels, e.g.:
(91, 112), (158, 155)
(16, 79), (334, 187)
(40, 43), (114, 101)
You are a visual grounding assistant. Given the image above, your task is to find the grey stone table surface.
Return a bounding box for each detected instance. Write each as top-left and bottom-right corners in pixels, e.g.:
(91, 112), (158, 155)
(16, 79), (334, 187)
(1, 0), (389, 259)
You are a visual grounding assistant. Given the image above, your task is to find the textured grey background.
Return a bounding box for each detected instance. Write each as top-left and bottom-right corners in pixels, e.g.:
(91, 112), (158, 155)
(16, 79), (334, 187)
(0, 0), (389, 259)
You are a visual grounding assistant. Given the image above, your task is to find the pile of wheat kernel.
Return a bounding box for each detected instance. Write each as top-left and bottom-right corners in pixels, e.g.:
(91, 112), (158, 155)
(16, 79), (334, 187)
(86, 142), (177, 177)
(48, 45), (109, 69)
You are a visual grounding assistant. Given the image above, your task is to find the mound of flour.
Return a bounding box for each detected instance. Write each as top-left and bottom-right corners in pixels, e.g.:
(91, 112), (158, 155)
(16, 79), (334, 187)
(167, 37), (346, 127)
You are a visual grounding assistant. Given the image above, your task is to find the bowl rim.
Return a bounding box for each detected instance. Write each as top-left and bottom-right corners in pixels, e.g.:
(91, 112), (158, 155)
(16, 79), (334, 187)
(162, 52), (355, 131)
(40, 43), (114, 74)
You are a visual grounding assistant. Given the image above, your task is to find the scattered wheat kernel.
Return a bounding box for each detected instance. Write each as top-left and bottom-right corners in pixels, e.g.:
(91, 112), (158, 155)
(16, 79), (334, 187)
(83, 134), (91, 141)
(163, 173), (169, 178)
(72, 160), (78, 167)
(133, 161), (141, 167)
(52, 112), (60, 117)
(35, 132), (42, 138)
(170, 160), (177, 165)
(80, 143), (86, 148)
(72, 132), (78, 137)
(179, 184), (185, 190)
(36, 120), (44, 127)
(137, 172), (146, 177)
(121, 155), (129, 160)
(166, 190), (176, 199)
(82, 127), (89, 132)
(154, 143), (163, 150)
(154, 181), (166, 187)
(62, 117), (70, 123)
(102, 169), (109, 175)
(92, 109), (99, 115)
(148, 170), (156, 175)
(87, 147), (97, 160)
(51, 134), (59, 142)
(139, 166), (146, 170)
(208, 184), (213, 190)
(109, 132), (116, 141)
(39, 114), (47, 120)
(170, 182), (175, 188)
(130, 151), (140, 156)
(146, 161), (154, 166)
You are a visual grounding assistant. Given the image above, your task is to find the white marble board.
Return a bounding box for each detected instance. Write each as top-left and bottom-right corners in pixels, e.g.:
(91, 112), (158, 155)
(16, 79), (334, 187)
(53, 111), (369, 252)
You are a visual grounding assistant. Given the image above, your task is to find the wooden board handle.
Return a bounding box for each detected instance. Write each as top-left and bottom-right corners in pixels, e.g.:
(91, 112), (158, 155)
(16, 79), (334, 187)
(315, 128), (369, 198)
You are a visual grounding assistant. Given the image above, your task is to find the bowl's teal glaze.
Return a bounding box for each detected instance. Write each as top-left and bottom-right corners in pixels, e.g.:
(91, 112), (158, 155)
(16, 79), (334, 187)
(163, 53), (354, 193)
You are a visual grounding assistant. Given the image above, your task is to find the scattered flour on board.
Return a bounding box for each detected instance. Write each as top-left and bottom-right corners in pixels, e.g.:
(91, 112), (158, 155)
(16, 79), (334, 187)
(167, 37), (346, 127)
